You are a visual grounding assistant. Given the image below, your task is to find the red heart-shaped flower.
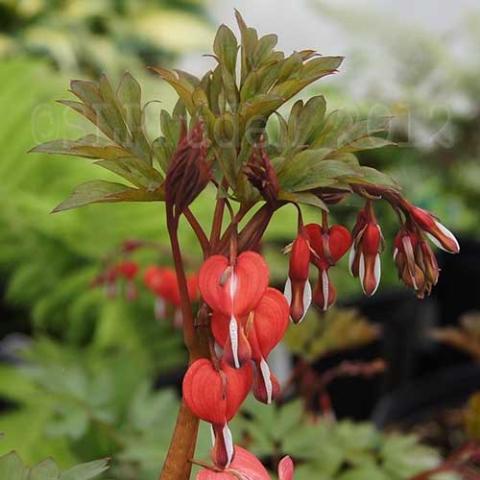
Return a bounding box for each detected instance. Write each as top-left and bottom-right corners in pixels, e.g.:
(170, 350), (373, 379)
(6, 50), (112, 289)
(305, 223), (352, 268)
(199, 252), (269, 316)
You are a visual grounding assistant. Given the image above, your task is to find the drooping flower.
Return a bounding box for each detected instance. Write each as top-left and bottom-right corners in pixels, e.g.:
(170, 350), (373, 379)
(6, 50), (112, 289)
(199, 252), (269, 368)
(407, 205), (460, 254)
(349, 204), (384, 296)
(211, 288), (289, 403)
(304, 223), (352, 311)
(196, 446), (294, 480)
(393, 227), (440, 298)
(183, 359), (252, 468)
(144, 266), (197, 321)
(284, 230), (312, 323)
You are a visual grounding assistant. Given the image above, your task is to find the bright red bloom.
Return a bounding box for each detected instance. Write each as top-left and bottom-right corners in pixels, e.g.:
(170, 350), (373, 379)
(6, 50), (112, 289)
(301, 223), (351, 311)
(284, 232), (312, 323)
(183, 359), (252, 424)
(199, 252), (269, 317)
(211, 288), (289, 404)
(196, 446), (294, 480)
(199, 252), (269, 368)
(349, 206), (384, 296)
(408, 205), (459, 254)
(183, 359), (252, 468)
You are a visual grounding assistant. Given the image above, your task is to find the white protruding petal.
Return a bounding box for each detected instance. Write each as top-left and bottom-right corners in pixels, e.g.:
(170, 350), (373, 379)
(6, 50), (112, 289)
(359, 252), (366, 295)
(372, 253), (381, 295)
(229, 316), (240, 368)
(154, 297), (166, 320)
(222, 424), (234, 467)
(348, 245), (356, 275)
(300, 280), (312, 323)
(321, 269), (329, 311)
(435, 221), (460, 252)
(283, 277), (292, 305)
(209, 425), (216, 446)
(259, 358), (273, 404)
(393, 247), (398, 261)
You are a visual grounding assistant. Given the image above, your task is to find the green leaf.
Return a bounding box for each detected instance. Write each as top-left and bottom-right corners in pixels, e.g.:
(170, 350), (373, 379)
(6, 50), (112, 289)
(279, 149), (357, 191)
(149, 67), (195, 114)
(0, 452), (26, 480)
(60, 459), (109, 480)
(29, 458), (60, 480)
(278, 191), (328, 211)
(213, 25), (238, 75)
(94, 157), (163, 190)
(30, 135), (128, 160)
(52, 180), (164, 213)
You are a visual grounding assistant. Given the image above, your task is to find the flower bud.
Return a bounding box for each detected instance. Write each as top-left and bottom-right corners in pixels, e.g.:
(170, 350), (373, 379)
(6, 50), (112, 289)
(408, 205), (459, 254)
(349, 206), (383, 296)
(284, 232), (312, 323)
(252, 359), (281, 405)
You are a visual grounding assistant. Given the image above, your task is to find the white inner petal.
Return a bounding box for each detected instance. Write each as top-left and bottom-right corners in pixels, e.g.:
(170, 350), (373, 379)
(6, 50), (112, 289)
(348, 245), (356, 275)
(209, 425), (216, 447)
(434, 221), (460, 252)
(321, 269), (329, 311)
(229, 316), (240, 368)
(359, 253), (366, 295)
(222, 423), (234, 467)
(260, 357), (273, 404)
(393, 247), (398, 260)
(372, 253), (381, 295)
(283, 277), (292, 306)
(299, 280), (312, 323)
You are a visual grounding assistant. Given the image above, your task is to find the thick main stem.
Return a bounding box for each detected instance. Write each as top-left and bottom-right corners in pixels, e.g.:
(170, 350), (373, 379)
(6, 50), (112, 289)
(160, 209), (209, 480)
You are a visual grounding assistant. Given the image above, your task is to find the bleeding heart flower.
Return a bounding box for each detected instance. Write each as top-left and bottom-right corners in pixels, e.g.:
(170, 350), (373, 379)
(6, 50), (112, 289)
(196, 447), (294, 480)
(349, 204), (384, 296)
(199, 252), (269, 368)
(305, 223), (352, 270)
(211, 288), (288, 403)
(284, 231), (312, 323)
(302, 223), (351, 311)
(183, 359), (253, 468)
(199, 252), (269, 317)
(407, 205), (459, 254)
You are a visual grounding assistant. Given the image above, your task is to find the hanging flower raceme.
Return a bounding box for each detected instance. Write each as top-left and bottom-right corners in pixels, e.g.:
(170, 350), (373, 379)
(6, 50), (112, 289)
(284, 229), (312, 323)
(303, 222), (352, 312)
(183, 359), (253, 468)
(144, 265), (198, 322)
(349, 204), (384, 296)
(196, 446), (294, 480)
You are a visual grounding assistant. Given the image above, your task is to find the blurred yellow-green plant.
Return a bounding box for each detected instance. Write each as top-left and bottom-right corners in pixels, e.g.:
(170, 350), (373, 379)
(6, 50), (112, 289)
(0, 0), (212, 76)
(285, 307), (380, 361)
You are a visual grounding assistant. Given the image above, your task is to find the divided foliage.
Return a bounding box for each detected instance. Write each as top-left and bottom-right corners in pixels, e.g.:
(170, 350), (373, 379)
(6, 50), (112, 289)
(33, 11), (398, 214)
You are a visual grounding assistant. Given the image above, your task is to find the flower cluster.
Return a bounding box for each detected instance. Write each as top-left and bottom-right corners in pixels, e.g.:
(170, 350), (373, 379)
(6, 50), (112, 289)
(285, 201), (459, 318)
(183, 251), (290, 473)
(284, 221), (352, 321)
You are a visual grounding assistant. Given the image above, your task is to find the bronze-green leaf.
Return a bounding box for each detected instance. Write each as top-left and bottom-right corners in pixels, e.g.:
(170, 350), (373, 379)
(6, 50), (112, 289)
(52, 180), (164, 213)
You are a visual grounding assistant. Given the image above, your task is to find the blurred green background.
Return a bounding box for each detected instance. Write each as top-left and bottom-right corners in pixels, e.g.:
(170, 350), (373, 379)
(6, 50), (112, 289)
(0, 1), (479, 479)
